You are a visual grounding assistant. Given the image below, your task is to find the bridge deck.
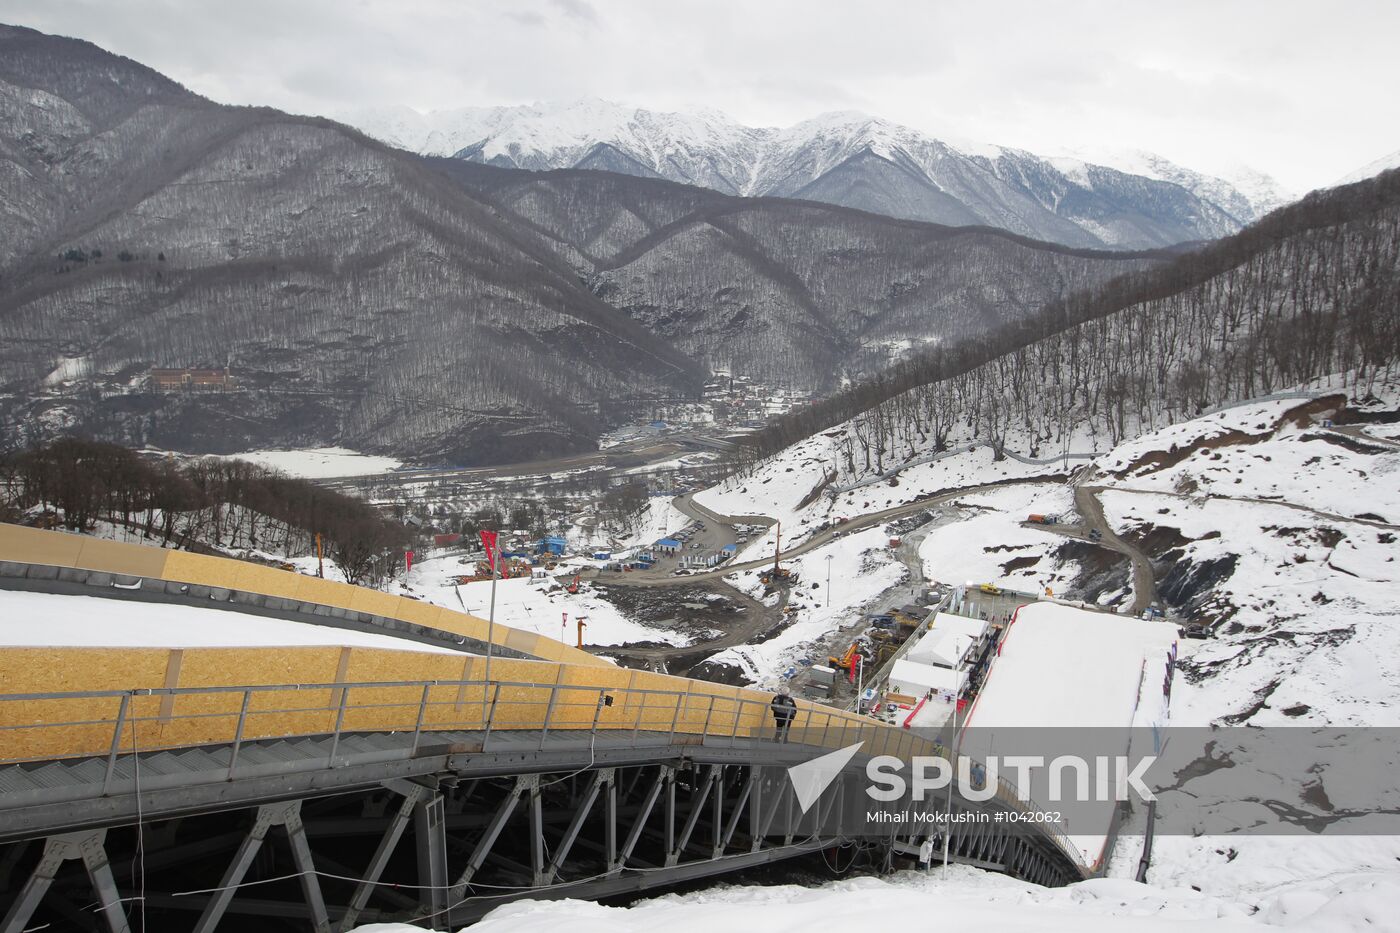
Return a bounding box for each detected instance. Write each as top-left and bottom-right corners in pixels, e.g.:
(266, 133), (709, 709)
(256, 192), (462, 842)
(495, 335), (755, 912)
(0, 525), (1094, 932)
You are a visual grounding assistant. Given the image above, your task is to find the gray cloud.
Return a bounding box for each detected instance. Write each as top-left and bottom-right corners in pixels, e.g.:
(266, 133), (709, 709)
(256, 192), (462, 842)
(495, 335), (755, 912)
(0, 0), (1394, 191)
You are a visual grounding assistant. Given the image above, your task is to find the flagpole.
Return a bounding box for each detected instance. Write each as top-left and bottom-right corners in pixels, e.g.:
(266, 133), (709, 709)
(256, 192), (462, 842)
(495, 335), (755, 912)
(486, 533), (497, 721)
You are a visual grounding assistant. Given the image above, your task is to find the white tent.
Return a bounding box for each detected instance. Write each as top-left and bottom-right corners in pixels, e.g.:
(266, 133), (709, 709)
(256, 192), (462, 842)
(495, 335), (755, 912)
(887, 659), (968, 699)
(905, 612), (989, 669)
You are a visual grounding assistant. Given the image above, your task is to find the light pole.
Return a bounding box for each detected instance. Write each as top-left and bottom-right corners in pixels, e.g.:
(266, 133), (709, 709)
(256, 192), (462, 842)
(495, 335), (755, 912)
(825, 554), (834, 608)
(942, 680), (962, 869)
(855, 653), (864, 713)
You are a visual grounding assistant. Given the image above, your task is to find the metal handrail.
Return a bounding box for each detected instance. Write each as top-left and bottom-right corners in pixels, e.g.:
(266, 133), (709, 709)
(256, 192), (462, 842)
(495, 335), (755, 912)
(0, 676), (1090, 873)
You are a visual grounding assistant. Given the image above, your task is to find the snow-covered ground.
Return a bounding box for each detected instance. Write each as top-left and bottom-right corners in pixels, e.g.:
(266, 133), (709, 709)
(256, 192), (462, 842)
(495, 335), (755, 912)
(918, 483), (1076, 593)
(398, 552), (691, 648)
(621, 497), (692, 550)
(215, 447), (404, 478)
(351, 861), (1400, 933)
(707, 525), (908, 684)
(640, 379), (1400, 930)
(0, 590), (459, 653)
(1099, 488), (1400, 729)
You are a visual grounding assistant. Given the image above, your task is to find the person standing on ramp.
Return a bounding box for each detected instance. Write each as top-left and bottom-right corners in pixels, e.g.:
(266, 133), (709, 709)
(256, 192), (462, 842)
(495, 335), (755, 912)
(770, 687), (797, 742)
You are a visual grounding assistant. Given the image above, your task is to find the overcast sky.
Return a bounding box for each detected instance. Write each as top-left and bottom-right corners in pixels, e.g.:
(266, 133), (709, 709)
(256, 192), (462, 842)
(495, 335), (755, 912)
(3, 0), (1396, 192)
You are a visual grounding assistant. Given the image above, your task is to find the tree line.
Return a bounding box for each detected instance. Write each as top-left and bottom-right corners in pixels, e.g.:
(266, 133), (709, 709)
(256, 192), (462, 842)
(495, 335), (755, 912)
(0, 439), (412, 586)
(724, 168), (1400, 475)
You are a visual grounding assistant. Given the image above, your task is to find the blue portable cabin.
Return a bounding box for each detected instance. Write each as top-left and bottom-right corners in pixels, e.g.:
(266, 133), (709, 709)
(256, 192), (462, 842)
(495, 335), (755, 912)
(537, 535), (568, 556)
(656, 538), (682, 555)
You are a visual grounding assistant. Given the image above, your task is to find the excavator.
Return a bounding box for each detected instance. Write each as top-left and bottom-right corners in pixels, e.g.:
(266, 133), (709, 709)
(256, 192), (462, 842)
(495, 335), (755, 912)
(827, 641), (861, 672)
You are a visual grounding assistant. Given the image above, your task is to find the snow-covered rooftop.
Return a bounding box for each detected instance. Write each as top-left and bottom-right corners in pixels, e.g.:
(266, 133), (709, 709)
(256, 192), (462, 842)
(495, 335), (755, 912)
(966, 601), (1177, 730)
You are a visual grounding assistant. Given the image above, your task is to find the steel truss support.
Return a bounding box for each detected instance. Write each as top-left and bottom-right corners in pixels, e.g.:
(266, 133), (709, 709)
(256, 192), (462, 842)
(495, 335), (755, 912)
(667, 765), (720, 867)
(447, 775), (532, 901)
(545, 769), (612, 885)
(193, 800), (329, 933)
(720, 768), (756, 858)
(338, 782), (428, 933)
(612, 765), (674, 874)
(414, 790), (449, 930)
(1, 829), (130, 933)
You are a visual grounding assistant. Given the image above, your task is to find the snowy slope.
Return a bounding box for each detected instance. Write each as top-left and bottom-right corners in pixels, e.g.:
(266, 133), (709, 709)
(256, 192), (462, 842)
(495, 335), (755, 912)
(350, 861), (1400, 933)
(214, 447), (403, 479)
(1334, 148), (1400, 186)
(341, 99), (1286, 249)
(396, 551), (694, 648)
(1051, 147), (1295, 223)
(0, 590), (460, 653)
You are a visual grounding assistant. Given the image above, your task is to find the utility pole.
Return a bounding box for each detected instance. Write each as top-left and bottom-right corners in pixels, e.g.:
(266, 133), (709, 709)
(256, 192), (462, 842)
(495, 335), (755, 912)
(825, 554), (834, 608)
(474, 529), (500, 725)
(855, 653), (864, 713)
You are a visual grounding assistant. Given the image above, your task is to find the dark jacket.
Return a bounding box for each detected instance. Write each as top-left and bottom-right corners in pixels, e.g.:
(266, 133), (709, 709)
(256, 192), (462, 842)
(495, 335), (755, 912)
(770, 694), (797, 722)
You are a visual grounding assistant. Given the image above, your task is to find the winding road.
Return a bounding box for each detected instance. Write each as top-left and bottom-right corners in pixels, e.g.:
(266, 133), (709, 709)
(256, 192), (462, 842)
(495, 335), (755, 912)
(1074, 482), (1159, 615)
(604, 480), (1044, 588)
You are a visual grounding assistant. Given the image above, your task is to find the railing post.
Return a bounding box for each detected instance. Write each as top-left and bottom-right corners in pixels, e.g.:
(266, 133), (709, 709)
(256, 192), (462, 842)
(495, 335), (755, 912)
(327, 686), (349, 767)
(538, 683), (561, 750)
(729, 699), (744, 743)
(409, 683), (431, 756)
(227, 688), (252, 781)
(482, 683), (502, 752)
(102, 693), (131, 796)
(632, 690), (646, 740)
(700, 696), (716, 738)
(668, 693), (683, 744)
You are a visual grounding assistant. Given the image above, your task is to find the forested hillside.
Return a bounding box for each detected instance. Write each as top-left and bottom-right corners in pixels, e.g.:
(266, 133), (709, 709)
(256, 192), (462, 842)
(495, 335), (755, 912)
(0, 25), (701, 464)
(734, 169), (1400, 476)
(0, 24), (1164, 464)
(441, 162), (1163, 386)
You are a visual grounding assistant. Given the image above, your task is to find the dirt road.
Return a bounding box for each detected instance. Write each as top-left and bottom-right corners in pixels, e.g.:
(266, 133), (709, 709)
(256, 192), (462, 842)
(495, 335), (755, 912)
(1102, 485), (1400, 531)
(594, 584), (791, 669)
(607, 481), (1043, 588)
(1072, 483), (1158, 616)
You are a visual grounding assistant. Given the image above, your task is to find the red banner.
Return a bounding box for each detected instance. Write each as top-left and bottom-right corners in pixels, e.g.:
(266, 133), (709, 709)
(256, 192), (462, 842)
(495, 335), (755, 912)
(479, 530), (498, 572)
(405, 550), (414, 574)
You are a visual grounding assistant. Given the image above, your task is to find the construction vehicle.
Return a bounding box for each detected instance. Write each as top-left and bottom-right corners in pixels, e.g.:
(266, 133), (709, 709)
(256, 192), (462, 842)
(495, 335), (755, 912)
(566, 573), (581, 594)
(827, 641), (861, 671)
(760, 521), (796, 588)
(979, 582), (1002, 595)
(1027, 514), (1058, 525)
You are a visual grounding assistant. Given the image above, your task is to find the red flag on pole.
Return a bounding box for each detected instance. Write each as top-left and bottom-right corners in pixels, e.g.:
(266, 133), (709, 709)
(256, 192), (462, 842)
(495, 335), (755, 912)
(479, 530), (498, 571)
(405, 550), (414, 574)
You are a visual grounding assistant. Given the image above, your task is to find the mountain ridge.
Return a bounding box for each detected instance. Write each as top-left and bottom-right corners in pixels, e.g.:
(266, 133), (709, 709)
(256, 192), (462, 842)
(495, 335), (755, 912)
(342, 98), (1291, 250)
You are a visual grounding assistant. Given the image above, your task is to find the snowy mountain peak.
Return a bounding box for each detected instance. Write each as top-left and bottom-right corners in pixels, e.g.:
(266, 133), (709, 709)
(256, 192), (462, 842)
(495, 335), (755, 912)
(339, 99), (1293, 249)
(1335, 147), (1400, 187)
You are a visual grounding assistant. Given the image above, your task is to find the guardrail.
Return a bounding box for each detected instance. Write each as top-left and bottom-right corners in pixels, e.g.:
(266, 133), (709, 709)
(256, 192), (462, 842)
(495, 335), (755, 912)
(0, 523), (603, 667)
(0, 676), (1091, 875)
